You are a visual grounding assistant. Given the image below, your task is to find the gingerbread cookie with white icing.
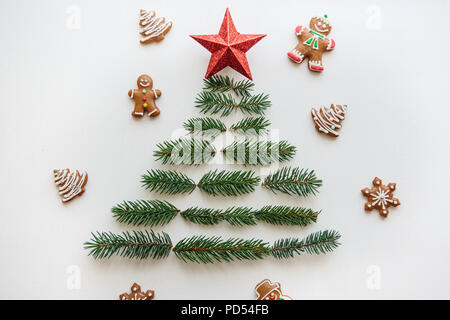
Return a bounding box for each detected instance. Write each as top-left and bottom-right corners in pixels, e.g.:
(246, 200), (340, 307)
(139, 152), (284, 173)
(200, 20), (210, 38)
(139, 9), (172, 44)
(311, 104), (348, 137)
(287, 15), (335, 72)
(53, 169), (88, 203)
(361, 177), (400, 218)
(128, 74), (161, 118)
(255, 279), (292, 300)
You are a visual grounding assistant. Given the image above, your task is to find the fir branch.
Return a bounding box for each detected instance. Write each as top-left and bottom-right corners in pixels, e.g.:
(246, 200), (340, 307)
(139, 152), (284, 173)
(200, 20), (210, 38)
(173, 235), (270, 263)
(83, 230), (173, 260)
(270, 230), (341, 259)
(255, 205), (320, 226)
(203, 74), (254, 96)
(183, 117), (226, 139)
(153, 138), (216, 165)
(180, 206), (257, 226)
(195, 91), (271, 117)
(223, 140), (296, 165)
(262, 167), (322, 197)
(230, 117), (271, 135)
(112, 200), (179, 227)
(141, 169), (196, 195)
(197, 169), (260, 196)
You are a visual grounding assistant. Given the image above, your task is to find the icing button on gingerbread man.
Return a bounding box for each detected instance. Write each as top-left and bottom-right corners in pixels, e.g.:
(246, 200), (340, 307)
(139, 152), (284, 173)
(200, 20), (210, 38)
(128, 74), (161, 118)
(287, 14), (335, 72)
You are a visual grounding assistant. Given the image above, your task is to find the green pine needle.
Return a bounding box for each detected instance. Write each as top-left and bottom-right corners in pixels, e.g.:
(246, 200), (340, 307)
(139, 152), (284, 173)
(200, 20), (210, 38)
(183, 117), (226, 139)
(262, 167), (322, 197)
(195, 91), (271, 117)
(112, 200), (180, 227)
(173, 235), (270, 263)
(271, 230), (341, 259)
(197, 169), (260, 196)
(141, 169), (196, 195)
(153, 138), (216, 165)
(180, 206), (257, 226)
(83, 230), (173, 260)
(255, 205), (320, 226)
(203, 75), (254, 97)
(223, 140), (296, 165)
(230, 117), (271, 135)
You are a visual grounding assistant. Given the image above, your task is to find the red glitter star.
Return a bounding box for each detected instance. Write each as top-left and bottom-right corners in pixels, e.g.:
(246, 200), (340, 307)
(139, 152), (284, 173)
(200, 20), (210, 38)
(190, 8), (266, 80)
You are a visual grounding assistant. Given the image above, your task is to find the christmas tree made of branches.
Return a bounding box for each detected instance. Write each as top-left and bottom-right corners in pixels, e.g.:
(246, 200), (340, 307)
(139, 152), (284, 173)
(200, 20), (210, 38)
(85, 75), (341, 263)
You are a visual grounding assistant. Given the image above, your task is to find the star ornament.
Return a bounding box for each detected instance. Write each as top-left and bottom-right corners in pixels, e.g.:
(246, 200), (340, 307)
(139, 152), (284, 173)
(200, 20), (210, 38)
(190, 8), (266, 80)
(361, 177), (401, 218)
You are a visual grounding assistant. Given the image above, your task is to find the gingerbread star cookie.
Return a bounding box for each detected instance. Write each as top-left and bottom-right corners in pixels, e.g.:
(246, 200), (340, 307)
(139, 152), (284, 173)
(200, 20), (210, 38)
(361, 177), (400, 217)
(119, 283), (155, 300)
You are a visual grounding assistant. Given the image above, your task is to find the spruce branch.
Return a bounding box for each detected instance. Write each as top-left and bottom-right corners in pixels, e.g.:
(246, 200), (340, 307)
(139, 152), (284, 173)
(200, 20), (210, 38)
(153, 138), (216, 165)
(180, 206), (257, 226)
(230, 117), (271, 135)
(197, 169), (260, 196)
(141, 169), (196, 195)
(223, 140), (296, 165)
(271, 230), (341, 259)
(183, 117), (226, 139)
(203, 74), (254, 97)
(173, 235), (270, 263)
(83, 230), (172, 260)
(255, 205), (320, 226)
(195, 91), (271, 117)
(262, 167), (322, 197)
(112, 200), (179, 227)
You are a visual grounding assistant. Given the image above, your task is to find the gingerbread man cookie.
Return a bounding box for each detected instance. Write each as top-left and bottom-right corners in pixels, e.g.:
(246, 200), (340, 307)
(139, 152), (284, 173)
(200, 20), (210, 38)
(361, 177), (401, 218)
(287, 15), (335, 72)
(255, 279), (292, 300)
(119, 283), (155, 300)
(128, 74), (161, 118)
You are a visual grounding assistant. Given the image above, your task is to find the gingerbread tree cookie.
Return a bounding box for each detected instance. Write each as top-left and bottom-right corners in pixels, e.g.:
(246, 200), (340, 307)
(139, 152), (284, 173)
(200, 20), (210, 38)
(128, 74), (161, 118)
(53, 169), (88, 203)
(119, 283), (154, 300)
(287, 15), (335, 72)
(311, 104), (348, 137)
(139, 10), (172, 44)
(255, 279), (292, 300)
(361, 177), (401, 217)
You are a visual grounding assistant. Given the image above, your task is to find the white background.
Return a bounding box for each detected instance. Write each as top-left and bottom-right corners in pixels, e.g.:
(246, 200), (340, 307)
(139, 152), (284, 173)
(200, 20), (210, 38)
(0, 0), (449, 299)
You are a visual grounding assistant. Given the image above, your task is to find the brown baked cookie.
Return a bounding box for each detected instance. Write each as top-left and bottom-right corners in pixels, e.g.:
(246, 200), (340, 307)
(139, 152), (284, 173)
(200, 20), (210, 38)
(128, 74), (161, 118)
(53, 169), (88, 203)
(287, 15), (335, 71)
(311, 104), (348, 137)
(119, 283), (155, 300)
(139, 10), (172, 44)
(361, 177), (401, 217)
(255, 279), (292, 300)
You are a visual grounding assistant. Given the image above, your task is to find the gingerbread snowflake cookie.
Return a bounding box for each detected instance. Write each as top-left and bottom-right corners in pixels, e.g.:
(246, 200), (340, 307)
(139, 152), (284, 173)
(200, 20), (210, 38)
(128, 74), (161, 118)
(53, 169), (88, 203)
(311, 104), (348, 137)
(139, 9), (172, 44)
(361, 177), (400, 218)
(255, 279), (292, 300)
(120, 283), (154, 300)
(287, 15), (335, 71)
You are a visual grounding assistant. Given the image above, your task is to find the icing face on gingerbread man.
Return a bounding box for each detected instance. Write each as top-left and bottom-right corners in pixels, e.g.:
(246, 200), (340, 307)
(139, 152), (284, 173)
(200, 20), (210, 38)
(287, 15), (335, 72)
(128, 74), (161, 118)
